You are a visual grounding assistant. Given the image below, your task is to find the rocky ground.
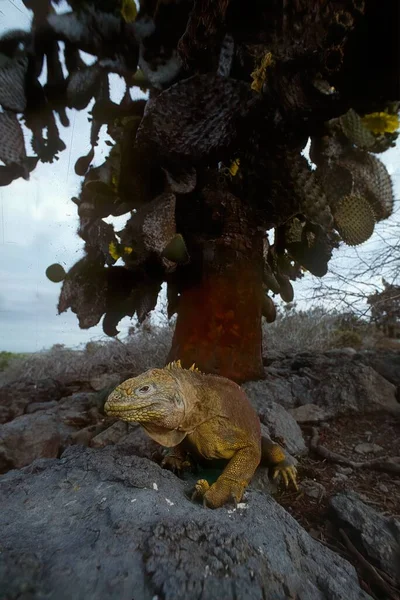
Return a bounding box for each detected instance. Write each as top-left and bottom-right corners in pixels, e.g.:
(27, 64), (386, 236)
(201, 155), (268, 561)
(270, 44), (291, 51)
(0, 349), (399, 600)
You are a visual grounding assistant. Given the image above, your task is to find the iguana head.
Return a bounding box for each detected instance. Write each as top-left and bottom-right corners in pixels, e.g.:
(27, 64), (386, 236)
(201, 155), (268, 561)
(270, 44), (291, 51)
(104, 368), (185, 429)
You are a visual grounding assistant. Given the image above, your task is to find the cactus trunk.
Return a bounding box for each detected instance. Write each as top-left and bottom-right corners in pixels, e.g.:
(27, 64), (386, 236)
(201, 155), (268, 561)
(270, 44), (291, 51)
(166, 235), (265, 384)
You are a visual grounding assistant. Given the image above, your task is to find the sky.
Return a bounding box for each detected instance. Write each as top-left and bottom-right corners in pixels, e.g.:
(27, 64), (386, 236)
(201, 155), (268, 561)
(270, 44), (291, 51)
(0, 0), (399, 352)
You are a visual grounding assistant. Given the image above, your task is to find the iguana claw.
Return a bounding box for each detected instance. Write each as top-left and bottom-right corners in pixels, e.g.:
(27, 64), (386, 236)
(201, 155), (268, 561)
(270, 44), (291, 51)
(191, 479), (210, 503)
(161, 453), (193, 476)
(191, 477), (245, 508)
(272, 461), (298, 490)
(230, 492), (239, 509)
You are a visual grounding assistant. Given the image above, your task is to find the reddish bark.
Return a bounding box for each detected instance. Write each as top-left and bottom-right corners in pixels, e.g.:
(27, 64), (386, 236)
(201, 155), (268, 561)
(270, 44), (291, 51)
(167, 234), (264, 383)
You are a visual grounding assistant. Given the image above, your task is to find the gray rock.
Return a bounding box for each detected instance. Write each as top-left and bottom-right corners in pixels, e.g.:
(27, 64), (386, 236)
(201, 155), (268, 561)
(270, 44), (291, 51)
(357, 351), (400, 389)
(249, 462), (277, 495)
(289, 403), (329, 424)
(244, 355), (398, 419)
(90, 421), (163, 462)
(70, 424), (106, 447)
(117, 426), (164, 462)
(377, 483), (389, 494)
(55, 393), (105, 436)
(243, 390), (308, 455)
(330, 491), (400, 585)
(90, 372), (130, 392)
(90, 421), (131, 448)
(300, 479), (326, 499)
(0, 413), (65, 474)
(243, 377), (295, 411)
(26, 401), (59, 414)
(337, 466), (353, 475)
(257, 401), (307, 456)
(353, 443), (384, 455)
(331, 473), (349, 485)
(59, 392), (100, 406)
(0, 390), (31, 424)
(262, 351), (286, 366)
(0, 445), (372, 600)
(229, 390), (305, 484)
(0, 393), (105, 474)
(0, 378), (67, 424)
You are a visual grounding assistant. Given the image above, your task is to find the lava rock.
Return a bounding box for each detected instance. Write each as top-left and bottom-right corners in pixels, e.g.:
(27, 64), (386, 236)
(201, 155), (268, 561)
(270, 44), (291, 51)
(90, 421), (131, 448)
(244, 354), (398, 419)
(0, 393), (104, 473)
(256, 400), (307, 456)
(289, 403), (330, 424)
(300, 479), (327, 499)
(330, 491), (400, 585)
(0, 445), (373, 600)
(0, 378), (66, 424)
(353, 443), (384, 455)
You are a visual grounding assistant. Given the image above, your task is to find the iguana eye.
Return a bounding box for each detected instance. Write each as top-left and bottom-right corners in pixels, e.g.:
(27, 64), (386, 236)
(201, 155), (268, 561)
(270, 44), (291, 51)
(136, 384), (153, 395)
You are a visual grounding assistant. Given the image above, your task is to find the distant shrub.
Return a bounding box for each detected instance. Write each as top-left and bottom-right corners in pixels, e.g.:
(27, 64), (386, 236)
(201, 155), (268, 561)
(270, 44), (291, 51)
(368, 280), (400, 338)
(263, 305), (379, 354)
(263, 306), (338, 354)
(332, 329), (363, 349)
(0, 325), (173, 385)
(0, 351), (27, 372)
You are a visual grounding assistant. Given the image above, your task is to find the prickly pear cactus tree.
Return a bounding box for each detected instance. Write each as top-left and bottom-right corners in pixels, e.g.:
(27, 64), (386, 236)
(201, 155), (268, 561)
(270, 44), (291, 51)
(1, 0), (399, 382)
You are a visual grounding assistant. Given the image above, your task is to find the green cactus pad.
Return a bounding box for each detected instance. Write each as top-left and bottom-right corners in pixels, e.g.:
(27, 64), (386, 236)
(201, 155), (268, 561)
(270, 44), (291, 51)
(339, 109), (376, 149)
(84, 180), (117, 197)
(74, 148), (94, 176)
(333, 194), (376, 246)
(162, 234), (190, 264)
(276, 274), (294, 303)
(46, 263), (66, 283)
(263, 265), (281, 294)
(262, 294), (276, 323)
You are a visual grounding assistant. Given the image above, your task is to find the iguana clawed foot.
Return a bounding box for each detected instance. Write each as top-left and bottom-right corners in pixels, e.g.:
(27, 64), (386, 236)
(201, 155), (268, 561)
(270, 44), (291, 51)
(161, 453), (194, 476)
(271, 460), (298, 490)
(191, 476), (245, 509)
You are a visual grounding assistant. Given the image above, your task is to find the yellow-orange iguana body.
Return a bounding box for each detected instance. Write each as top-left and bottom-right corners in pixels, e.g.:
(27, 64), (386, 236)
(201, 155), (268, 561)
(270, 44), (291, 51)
(104, 360), (297, 508)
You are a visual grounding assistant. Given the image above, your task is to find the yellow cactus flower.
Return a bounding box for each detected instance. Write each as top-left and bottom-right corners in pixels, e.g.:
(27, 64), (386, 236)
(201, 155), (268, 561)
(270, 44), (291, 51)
(251, 52), (274, 93)
(109, 242), (121, 261)
(361, 112), (399, 134)
(229, 158), (240, 177)
(121, 0), (137, 22)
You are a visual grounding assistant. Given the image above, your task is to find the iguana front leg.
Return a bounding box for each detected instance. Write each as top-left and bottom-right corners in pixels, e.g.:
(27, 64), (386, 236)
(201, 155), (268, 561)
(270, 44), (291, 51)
(192, 446), (260, 508)
(161, 443), (193, 475)
(261, 436), (298, 490)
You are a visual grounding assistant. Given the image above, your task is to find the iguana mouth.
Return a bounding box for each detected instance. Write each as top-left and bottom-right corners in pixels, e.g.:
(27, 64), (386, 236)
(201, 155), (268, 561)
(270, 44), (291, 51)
(104, 402), (156, 415)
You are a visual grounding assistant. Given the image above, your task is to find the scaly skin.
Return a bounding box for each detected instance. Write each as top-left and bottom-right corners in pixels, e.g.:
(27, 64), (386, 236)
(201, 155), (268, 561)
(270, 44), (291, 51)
(104, 361), (297, 508)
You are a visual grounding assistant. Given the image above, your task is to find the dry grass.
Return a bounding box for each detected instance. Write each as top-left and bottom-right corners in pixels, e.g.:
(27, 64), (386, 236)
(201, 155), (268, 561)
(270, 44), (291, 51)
(0, 323), (173, 385)
(1, 307), (389, 385)
(263, 305), (382, 355)
(263, 307), (338, 354)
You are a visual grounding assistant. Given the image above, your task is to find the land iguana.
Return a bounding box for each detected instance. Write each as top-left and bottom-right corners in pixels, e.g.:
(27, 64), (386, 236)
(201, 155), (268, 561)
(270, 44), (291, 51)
(104, 361), (298, 508)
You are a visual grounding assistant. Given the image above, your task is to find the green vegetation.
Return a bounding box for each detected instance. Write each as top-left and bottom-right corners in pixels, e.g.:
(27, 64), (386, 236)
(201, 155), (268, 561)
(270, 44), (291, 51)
(0, 352), (28, 372)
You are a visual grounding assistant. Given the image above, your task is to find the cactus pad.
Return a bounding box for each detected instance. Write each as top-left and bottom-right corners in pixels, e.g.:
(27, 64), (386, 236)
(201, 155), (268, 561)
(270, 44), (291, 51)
(339, 109), (376, 149)
(46, 263), (66, 283)
(333, 194), (376, 246)
(262, 294), (277, 323)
